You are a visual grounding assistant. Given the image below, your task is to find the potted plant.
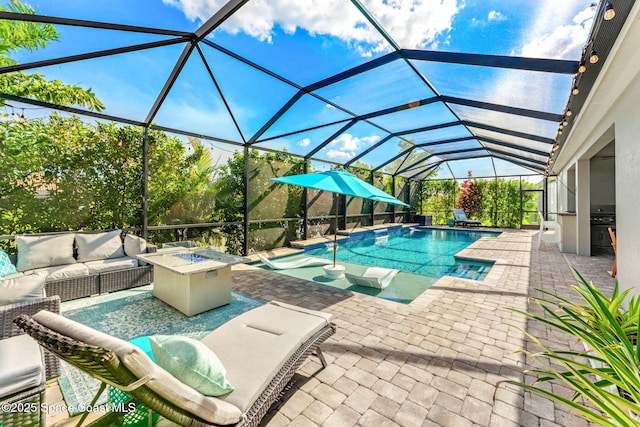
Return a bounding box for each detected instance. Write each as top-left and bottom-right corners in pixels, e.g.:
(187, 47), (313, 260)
(503, 270), (640, 426)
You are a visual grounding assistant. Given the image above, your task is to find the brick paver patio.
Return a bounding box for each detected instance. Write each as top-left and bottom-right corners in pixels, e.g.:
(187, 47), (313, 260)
(46, 228), (617, 426)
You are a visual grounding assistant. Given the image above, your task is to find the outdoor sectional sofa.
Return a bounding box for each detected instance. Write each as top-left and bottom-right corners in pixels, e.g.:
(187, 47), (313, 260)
(16, 301), (336, 427)
(9, 230), (156, 302)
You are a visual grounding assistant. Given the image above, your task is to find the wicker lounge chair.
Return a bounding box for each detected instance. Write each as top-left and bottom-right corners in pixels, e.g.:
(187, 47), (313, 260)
(452, 209), (481, 227)
(257, 253), (331, 270)
(15, 301), (336, 427)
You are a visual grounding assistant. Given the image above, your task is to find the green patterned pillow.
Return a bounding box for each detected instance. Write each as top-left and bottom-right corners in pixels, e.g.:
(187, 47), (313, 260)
(149, 335), (234, 396)
(0, 249), (18, 279)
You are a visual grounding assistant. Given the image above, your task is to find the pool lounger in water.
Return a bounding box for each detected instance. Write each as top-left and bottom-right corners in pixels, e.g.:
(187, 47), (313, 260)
(345, 267), (399, 290)
(258, 253), (332, 270)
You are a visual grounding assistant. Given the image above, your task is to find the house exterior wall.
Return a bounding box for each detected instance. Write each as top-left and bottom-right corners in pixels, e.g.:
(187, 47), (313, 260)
(554, 2), (640, 294)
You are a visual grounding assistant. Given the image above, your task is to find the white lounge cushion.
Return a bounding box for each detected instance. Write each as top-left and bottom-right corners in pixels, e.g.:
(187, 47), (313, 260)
(32, 263), (90, 281)
(76, 230), (125, 263)
(83, 257), (138, 274)
(201, 301), (332, 412)
(31, 311), (244, 425)
(16, 234), (76, 272)
(124, 234), (147, 258)
(0, 273), (46, 304)
(0, 334), (44, 398)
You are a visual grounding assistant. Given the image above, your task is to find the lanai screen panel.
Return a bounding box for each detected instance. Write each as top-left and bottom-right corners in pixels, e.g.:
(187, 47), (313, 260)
(2, 0), (606, 181)
(209, 1), (395, 86)
(313, 60), (436, 117)
(363, 1), (593, 58)
(367, 101), (458, 134)
(313, 121), (389, 164)
(258, 94), (354, 141)
(255, 123), (350, 157)
(411, 61), (574, 113)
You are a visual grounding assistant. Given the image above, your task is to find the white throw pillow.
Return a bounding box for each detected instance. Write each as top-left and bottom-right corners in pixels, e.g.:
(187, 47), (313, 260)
(16, 234), (76, 272)
(124, 235), (147, 257)
(0, 273), (46, 304)
(75, 230), (125, 263)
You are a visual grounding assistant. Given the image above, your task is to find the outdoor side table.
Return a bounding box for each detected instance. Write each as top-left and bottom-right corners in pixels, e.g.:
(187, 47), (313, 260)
(136, 248), (249, 316)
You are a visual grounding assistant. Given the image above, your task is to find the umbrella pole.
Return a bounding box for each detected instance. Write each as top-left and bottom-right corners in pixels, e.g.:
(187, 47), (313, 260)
(333, 195), (338, 267)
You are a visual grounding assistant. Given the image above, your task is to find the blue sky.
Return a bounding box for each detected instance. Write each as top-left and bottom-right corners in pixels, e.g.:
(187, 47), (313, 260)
(7, 0), (596, 178)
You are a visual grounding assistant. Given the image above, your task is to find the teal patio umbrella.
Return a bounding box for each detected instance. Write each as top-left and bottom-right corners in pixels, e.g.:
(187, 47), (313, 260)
(271, 168), (410, 267)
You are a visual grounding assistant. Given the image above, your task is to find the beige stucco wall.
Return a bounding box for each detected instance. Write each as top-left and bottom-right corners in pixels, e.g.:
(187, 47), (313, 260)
(554, 2), (640, 294)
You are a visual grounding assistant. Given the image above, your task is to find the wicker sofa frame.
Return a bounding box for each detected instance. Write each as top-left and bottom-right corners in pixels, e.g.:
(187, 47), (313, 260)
(15, 313), (336, 427)
(43, 264), (154, 302)
(1, 296), (61, 380)
(10, 246), (156, 302)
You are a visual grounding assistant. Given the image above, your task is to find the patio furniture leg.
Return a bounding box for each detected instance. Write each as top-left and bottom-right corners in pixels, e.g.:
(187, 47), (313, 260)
(316, 347), (328, 368)
(76, 382), (107, 427)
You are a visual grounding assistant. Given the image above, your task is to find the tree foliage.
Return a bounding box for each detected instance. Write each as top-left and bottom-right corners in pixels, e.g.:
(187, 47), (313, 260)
(0, 0), (104, 111)
(0, 114), (204, 238)
(210, 149), (305, 254)
(475, 178), (539, 228)
(415, 176), (540, 227)
(457, 171), (483, 219)
(416, 179), (458, 225)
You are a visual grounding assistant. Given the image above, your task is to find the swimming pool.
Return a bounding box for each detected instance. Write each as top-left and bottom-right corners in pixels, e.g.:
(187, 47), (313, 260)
(259, 227), (500, 304)
(312, 227), (498, 278)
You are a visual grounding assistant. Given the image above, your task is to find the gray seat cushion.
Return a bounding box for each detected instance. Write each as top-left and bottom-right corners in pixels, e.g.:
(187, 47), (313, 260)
(201, 301), (332, 412)
(0, 334), (44, 398)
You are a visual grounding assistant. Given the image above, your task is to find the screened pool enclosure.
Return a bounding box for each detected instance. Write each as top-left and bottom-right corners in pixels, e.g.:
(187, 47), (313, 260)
(0, 0), (631, 255)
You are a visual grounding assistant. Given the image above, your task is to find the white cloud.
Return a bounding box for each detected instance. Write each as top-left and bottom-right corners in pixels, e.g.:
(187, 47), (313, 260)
(325, 133), (380, 160)
(487, 11), (505, 21)
(298, 137), (311, 147)
(463, 2), (595, 140)
(518, 3), (595, 60)
(162, 0), (461, 55)
(326, 150), (355, 161)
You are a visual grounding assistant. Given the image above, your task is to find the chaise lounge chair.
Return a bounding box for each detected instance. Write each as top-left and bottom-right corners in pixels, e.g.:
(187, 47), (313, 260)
(258, 253), (331, 270)
(15, 301), (336, 427)
(452, 209), (481, 227)
(345, 267), (399, 290)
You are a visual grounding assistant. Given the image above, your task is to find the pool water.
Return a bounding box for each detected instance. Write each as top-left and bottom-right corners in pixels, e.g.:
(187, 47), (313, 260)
(259, 227), (499, 304)
(309, 228), (496, 278)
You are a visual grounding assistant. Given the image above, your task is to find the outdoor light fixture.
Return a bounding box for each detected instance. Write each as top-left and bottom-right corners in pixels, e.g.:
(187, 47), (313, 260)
(589, 49), (599, 64)
(566, 109), (573, 116)
(572, 86), (580, 95)
(604, 1), (615, 20)
(578, 62), (587, 73)
(553, 144), (560, 152)
(563, 119), (568, 126)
